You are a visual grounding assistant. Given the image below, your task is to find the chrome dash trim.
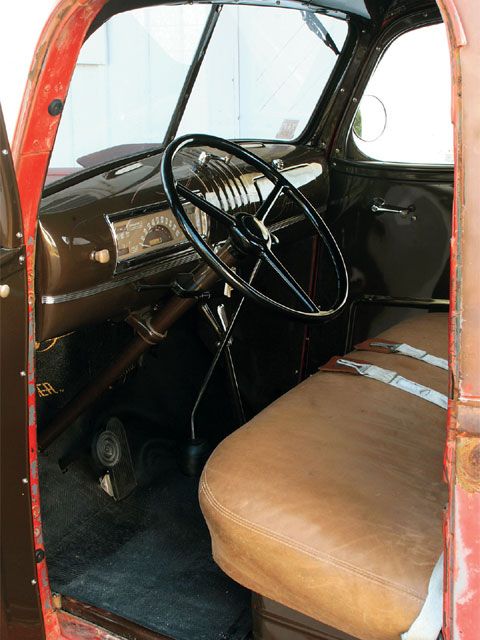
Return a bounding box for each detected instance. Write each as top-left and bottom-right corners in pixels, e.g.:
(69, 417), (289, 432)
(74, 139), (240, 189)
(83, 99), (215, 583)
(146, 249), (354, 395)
(41, 250), (199, 304)
(41, 214), (305, 305)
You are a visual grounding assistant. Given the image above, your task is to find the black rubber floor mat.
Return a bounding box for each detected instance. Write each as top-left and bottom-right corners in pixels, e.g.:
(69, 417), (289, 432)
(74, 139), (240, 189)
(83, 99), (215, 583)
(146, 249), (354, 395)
(40, 450), (251, 640)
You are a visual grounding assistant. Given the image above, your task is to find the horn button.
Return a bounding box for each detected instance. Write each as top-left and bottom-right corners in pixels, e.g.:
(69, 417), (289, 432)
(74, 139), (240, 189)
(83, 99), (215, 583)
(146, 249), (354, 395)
(232, 213), (271, 253)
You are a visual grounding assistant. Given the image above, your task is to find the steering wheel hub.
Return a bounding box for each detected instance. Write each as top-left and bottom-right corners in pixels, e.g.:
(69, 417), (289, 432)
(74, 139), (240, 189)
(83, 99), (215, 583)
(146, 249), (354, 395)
(230, 213), (271, 254)
(239, 214), (269, 242)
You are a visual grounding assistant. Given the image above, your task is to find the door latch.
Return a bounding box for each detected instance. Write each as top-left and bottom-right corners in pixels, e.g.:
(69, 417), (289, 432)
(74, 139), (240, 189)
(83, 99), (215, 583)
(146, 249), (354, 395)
(371, 198), (416, 218)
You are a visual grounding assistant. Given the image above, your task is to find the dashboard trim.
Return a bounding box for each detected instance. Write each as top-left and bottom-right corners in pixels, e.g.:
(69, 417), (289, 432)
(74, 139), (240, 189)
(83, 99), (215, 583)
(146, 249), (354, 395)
(41, 214), (304, 305)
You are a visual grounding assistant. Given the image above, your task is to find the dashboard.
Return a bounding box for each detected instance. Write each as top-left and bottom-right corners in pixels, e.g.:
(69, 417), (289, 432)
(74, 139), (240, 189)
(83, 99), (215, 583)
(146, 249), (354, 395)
(36, 144), (328, 341)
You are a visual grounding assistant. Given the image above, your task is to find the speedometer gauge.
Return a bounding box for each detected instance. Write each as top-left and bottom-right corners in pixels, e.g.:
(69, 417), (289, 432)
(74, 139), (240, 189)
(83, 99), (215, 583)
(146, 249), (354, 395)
(142, 225), (173, 248)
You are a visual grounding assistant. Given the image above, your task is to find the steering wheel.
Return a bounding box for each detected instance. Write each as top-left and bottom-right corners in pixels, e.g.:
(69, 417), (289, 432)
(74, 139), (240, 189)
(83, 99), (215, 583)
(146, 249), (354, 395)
(161, 134), (348, 322)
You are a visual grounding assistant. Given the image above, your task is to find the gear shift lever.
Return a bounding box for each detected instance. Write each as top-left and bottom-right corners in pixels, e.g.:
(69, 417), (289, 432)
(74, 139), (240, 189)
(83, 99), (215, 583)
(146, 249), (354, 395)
(180, 261), (260, 476)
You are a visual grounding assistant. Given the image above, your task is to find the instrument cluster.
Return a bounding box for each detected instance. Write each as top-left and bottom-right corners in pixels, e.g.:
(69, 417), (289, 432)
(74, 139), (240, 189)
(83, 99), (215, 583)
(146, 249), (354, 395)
(108, 203), (208, 271)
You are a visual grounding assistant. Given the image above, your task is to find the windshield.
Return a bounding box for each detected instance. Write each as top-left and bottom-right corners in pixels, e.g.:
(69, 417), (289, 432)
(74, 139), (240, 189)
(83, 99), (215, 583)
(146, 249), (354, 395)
(48, 3), (348, 185)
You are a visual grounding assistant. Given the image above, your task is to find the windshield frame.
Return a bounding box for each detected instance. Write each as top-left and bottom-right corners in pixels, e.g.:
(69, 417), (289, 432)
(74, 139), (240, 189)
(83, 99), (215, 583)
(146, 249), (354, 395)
(42, 2), (353, 197)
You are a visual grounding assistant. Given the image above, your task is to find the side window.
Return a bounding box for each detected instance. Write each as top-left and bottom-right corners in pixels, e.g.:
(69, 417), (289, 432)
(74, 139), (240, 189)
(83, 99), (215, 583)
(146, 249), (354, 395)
(350, 23), (453, 165)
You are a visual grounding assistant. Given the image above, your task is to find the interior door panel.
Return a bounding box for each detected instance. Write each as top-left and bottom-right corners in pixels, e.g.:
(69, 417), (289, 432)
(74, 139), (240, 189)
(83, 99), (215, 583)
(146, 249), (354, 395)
(0, 107), (44, 639)
(307, 159), (453, 370)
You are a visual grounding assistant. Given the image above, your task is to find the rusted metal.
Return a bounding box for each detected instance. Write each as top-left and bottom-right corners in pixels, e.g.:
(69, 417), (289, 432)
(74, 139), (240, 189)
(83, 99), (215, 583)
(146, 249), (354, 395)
(12, 1), (109, 637)
(58, 597), (175, 640)
(456, 436), (480, 493)
(435, 2), (480, 640)
(56, 611), (122, 640)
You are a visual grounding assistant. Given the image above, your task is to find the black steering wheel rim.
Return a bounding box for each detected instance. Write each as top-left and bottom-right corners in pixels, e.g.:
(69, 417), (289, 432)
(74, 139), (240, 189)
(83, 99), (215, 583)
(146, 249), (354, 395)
(161, 133), (348, 322)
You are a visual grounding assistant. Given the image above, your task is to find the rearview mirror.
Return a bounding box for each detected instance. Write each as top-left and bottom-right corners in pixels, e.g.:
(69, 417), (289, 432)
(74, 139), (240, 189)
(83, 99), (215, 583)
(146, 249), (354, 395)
(353, 95), (387, 143)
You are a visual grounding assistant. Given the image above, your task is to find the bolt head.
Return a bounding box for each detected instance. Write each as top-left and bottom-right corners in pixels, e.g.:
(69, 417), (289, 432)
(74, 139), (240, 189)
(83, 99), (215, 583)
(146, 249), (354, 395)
(48, 99), (64, 117)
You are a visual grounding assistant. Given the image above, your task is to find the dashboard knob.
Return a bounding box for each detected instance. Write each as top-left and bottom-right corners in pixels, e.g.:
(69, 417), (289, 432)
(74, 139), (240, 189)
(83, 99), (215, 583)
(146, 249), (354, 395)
(90, 249), (111, 264)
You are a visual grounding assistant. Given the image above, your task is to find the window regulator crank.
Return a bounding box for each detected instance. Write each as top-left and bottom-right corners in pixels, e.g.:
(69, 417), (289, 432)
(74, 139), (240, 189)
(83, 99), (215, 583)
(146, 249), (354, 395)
(371, 197), (416, 219)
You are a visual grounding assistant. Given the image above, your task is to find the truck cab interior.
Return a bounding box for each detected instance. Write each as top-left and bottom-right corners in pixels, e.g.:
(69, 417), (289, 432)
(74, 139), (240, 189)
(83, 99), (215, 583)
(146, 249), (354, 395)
(33, 1), (452, 639)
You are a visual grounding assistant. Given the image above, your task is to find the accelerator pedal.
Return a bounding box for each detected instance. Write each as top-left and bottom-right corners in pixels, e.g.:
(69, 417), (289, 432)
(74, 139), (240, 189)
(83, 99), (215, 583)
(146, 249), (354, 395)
(93, 417), (137, 500)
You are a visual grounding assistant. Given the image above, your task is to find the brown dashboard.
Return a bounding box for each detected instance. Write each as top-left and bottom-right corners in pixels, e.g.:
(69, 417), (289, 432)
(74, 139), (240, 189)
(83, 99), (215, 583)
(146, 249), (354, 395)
(36, 144), (328, 341)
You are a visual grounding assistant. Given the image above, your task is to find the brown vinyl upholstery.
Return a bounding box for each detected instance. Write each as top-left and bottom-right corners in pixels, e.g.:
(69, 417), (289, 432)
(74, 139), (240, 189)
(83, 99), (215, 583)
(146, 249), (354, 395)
(200, 313), (449, 640)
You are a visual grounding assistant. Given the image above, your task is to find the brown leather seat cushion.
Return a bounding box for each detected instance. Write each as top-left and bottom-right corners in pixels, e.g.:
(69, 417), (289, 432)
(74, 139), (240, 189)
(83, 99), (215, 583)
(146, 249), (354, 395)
(200, 313), (448, 640)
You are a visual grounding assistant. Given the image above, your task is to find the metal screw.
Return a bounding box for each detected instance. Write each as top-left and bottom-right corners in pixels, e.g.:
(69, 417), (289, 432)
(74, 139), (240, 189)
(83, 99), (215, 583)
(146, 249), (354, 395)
(340, 88), (345, 93)
(376, 46), (381, 52)
(22, 478), (29, 484)
(20, 370), (26, 377)
(353, 97), (358, 103)
(31, 579), (37, 586)
(2, 149), (8, 156)
(411, 215), (417, 222)
(16, 231), (23, 239)
(19, 255), (25, 264)
(335, 148), (341, 154)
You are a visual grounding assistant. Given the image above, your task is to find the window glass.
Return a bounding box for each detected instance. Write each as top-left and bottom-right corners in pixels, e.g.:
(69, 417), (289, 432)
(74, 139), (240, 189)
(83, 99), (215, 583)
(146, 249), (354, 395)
(48, 4), (348, 184)
(49, 5), (211, 177)
(351, 23), (453, 165)
(178, 6), (348, 140)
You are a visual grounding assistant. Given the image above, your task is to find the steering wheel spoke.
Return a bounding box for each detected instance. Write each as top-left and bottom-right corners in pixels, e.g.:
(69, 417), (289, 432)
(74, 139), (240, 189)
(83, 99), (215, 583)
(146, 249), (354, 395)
(257, 182), (284, 222)
(177, 183), (235, 227)
(261, 248), (318, 313)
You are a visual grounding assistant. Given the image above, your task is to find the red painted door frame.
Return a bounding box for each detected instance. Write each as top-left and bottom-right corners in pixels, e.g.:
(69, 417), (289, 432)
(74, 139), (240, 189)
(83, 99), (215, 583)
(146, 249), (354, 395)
(10, 1), (479, 638)
(435, 2), (480, 639)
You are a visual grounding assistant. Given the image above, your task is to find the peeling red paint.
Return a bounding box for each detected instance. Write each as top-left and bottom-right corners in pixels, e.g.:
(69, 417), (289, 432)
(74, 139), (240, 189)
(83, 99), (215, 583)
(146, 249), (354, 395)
(12, 1), (107, 638)
(435, 2), (480, 639)
(57, 611), (122, 640)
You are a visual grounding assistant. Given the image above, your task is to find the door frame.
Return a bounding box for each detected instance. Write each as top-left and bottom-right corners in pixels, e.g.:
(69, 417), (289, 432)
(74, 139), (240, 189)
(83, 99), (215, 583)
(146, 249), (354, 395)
(7, 1), (480, 638)
(0, 107), (44, 640)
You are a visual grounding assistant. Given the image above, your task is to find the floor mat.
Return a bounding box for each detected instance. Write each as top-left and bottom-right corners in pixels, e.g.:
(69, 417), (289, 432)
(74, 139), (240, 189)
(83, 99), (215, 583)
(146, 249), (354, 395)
(40, 449), (251, 640)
